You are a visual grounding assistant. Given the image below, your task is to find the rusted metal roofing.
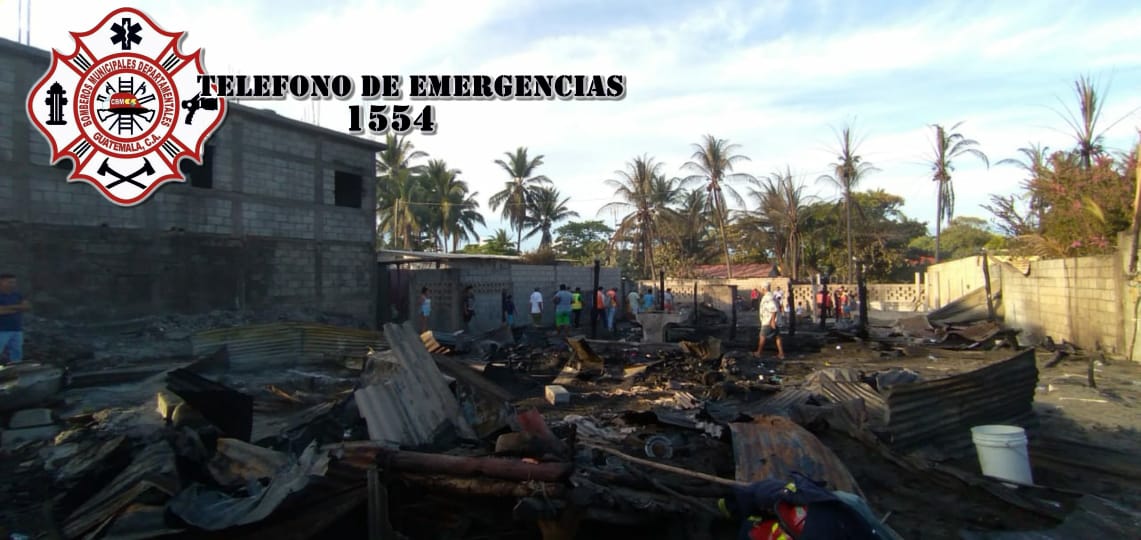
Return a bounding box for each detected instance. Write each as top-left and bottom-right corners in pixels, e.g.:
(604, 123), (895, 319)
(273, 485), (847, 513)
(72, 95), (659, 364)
(354, 322), (476, 447)
(190, 323), (385, 369)
(740, 388), (815, 416)
(882, 349), (1038, 456)
(815, 379), (887, 428)
(730, 416), (863, 495)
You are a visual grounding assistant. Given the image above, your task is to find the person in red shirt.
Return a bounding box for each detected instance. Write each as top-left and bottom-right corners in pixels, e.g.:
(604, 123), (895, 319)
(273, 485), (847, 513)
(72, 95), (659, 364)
(605, 288), (618, 331)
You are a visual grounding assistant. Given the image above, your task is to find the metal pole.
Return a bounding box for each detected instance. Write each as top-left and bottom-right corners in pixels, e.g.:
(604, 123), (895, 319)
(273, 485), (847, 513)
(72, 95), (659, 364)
(592, 259), (601, 338)
(693, 282), (698, 320)
(857, 263), (869, 339)
(981, 250), (996, 322)
(787, 281), (796, 336)
(728, 284), (738, 341)
(658, 271), (666, 311)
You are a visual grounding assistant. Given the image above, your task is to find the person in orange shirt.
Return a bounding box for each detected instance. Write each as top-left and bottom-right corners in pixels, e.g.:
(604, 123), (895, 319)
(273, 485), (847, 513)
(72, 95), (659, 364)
(593, 287), (606, 329)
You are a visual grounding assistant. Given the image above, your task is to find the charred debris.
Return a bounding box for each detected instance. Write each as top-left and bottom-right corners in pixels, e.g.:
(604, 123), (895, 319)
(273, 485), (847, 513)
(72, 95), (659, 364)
(0, 300), (1138, 540)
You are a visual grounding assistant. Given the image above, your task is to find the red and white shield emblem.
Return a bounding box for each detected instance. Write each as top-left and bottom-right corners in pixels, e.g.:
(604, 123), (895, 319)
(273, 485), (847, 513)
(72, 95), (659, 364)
(26, 7), (226, 206)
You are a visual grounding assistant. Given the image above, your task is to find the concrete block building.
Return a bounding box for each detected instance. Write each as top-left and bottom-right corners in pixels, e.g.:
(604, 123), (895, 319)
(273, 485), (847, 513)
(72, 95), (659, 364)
(0, 38), (383, 324)
(379, 251), (622, 333)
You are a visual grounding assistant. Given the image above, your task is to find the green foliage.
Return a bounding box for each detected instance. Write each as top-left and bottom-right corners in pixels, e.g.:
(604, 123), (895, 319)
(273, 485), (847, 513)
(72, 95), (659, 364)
(801, 189), (928, 281)
(986, 148), (1136, 257)
(909, 216), (1000, 260)
(554, 220), (613, 264)
(460, 229), (518, 256)
(520, 246), (559, 265)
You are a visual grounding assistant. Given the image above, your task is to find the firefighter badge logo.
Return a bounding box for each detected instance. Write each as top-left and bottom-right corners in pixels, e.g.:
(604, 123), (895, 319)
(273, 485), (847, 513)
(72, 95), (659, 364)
(26, 7), (226, 206)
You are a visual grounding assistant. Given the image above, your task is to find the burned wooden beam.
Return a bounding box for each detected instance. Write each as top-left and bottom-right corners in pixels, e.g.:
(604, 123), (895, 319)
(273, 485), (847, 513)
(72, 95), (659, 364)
(166, 368), (253, 441)
(328, 443), (572, 483)
(399, 473), (567, 498)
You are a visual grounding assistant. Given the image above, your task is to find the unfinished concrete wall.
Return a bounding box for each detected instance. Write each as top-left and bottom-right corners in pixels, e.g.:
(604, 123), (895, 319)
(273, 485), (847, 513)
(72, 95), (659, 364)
(637, 278), (921, 314)
(510, 265), (620, 328)
(637, 278), (792, 313)
(0, 38), (379, 324)
(927, 236), (1132, 357)
(1001, 254), (1124, 354)
(924, 256), (1001, 311)
(788, 283), (921, 311)
(392, 261), (621, 333)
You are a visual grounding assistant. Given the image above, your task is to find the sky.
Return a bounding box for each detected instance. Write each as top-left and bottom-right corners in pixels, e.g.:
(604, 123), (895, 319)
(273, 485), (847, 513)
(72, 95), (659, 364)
(6, 0), (1141, 250)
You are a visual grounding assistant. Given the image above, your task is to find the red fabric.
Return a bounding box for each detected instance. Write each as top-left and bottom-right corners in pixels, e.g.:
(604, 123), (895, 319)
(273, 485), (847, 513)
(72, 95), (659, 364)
(747, 503), (807, 540)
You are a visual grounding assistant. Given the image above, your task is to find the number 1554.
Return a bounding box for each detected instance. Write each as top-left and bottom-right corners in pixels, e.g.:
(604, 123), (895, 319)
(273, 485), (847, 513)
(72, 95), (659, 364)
(347, 104), (437, 135)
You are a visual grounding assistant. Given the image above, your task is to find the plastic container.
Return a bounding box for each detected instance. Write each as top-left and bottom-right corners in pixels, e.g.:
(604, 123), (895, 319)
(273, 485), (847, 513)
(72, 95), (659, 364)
(971, 425), (1033, 485)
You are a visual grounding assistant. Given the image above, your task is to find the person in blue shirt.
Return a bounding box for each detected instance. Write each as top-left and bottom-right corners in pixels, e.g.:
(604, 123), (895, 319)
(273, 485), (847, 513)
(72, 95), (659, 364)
(642, 287), (655, 311)
(0, 274), (32, 365)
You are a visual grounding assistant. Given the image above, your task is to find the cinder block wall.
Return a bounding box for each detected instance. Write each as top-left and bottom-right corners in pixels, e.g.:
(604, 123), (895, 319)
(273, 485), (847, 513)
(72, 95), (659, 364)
(1001, 254), (1124, 354)
(924, 256), (1001, 310)
(926, 239), (1130, 357)
(0, 38), (379, 324)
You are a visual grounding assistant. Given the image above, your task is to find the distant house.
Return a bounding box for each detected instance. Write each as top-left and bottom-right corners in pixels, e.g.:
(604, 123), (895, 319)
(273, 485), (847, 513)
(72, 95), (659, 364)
(692, 263), (777, 279)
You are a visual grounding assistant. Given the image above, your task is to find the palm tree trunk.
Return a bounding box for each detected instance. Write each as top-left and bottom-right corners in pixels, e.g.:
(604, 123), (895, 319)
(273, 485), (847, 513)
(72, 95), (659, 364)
(934, 188), (942, 263)
(714, 196), (733, 279)
(845, 190), (854, 281)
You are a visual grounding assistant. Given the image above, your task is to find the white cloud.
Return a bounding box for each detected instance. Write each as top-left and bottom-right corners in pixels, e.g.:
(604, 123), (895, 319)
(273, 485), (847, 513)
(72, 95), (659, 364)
(6, 0), (1141, 246)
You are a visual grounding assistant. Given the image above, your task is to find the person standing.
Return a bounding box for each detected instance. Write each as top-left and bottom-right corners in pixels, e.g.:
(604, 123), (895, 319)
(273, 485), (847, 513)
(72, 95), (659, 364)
(417, 287), (431, 333)
(754, 283), (785, 360)
(553, 284), (574, 337)
(503, 294), (516, 327)
(606, 288), (618, 331)
(642, 287), (655, 311)
(627, 289), (641, 318)
(0, 274), (31, 365)
(750, 288), (760, 311)
(773, 286), (785, 326)
(571, 287), (584, 328)
(664, 289), (674, 312)
(529, 287), (543, 326)
(593, 287), (606, 329)
(462, 286), (476, 330)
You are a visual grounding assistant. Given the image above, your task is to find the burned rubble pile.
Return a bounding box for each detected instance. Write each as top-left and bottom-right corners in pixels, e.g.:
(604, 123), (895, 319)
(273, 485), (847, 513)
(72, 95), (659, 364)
(1, 302), (1140, 539)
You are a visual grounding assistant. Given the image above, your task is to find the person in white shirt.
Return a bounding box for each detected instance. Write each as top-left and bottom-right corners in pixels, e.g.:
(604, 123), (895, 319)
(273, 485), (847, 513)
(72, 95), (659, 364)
(663, 289), (674, 312)
(754, 283), (785, 360)
(529, 287), (543, 326)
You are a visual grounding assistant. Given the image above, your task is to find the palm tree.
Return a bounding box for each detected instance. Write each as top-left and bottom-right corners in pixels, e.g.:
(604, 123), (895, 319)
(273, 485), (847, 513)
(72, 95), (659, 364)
(524, 186), (579, 250)
(484, 229), (518, 255)
(421, 159), (463, 251)
(601, 156), (676, 278)
(419, 159), (485, 252)
(1059, 76), (1108, 170)
(489, 147), (552, 250)
(666, 188), (715, 262)
(376, 167), (423, 249)
(375, 133), (428, 249)
(452, 193), (486, 252)
(817, 123), (879, 281)
(928, 122), (989, 263)
(750, 168), (812, 278)
(996, 143), (1051, 230)
(683, 135), (754, 278)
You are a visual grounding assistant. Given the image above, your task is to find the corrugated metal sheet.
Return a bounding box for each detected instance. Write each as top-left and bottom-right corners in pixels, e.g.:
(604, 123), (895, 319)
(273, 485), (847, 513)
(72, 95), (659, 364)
(741, 388), (815, 416)
(190, 323), (385, 368)
(882, 349), (1038, 456)
(817, 379), (887, 427)
(730, 416), (862, 495)
(354, 322), (476, 447)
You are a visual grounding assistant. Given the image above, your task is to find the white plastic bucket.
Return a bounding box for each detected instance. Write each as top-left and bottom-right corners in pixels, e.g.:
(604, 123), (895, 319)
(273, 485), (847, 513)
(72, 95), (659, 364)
(971, 425), (1033, 485)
